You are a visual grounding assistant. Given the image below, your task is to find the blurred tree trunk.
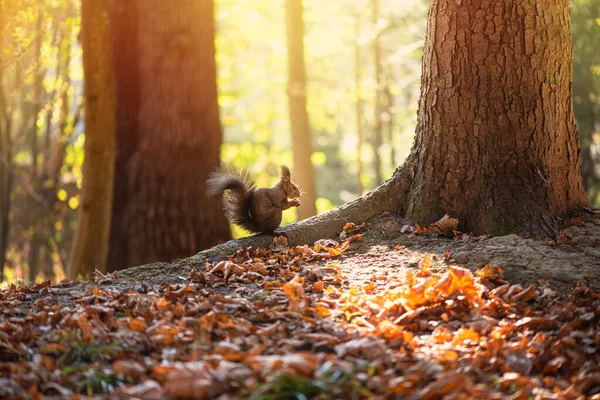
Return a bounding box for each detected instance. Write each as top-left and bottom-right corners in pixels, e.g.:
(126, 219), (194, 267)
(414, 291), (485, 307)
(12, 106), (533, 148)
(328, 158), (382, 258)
(371, 0), (383, 186)
(0, 0), (13, 281)
(354, 15), (364, 196)
(286, 0), (317, 220)
(27, 3), (45, 283)
(384, 64), (395, 168)
(107, 0), (231, 271)
(68, 0), (115, 278)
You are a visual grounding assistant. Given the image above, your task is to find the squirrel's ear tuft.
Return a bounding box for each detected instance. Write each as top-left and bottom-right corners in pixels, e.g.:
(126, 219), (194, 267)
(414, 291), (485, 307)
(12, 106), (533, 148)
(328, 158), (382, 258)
(280, 165), (291, 181)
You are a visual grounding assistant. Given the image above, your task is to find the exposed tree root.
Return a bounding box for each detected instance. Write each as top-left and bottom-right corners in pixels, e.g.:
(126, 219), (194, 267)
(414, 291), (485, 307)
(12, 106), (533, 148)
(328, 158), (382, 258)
(117, 163), (415, 282)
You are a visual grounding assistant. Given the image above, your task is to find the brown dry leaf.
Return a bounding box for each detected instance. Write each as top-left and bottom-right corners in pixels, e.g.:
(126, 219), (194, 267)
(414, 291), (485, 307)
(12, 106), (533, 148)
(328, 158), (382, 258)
(113, 360), (146, 378)
(116, 380), (165, 400)
(343, 222), (366, 233)
(314, 303), (330, 316)
(414, 224), (431, 234)
(335, 337), (388, 358)
(515, 316), (559, 331)
(256, 321), (281, 337)
(345, 233), (364, 244)
(209, 260), (244, 280)
(511, 285), (536, 302)
(556, 233), (571, 244)
(420, 372), (469, 400)
(432, 327), (453, 343)
(418, 253), (433, 270)
(283, 275), (306, 303)
(162, 361), (252, 399)
(246, 353), (317, 377)
(375, 320), (404, 341)
(431, 214), (459, 235)
(128, 316), (147, 332)
(313, 281), (324, 292)
(475, 264), (504, 280)
(155, 297), (171, 312)
(263, 280), (284, 289)
(269, 235), (289, 252)
(433, 266), (481, 302)
(323, 246), (343, 257)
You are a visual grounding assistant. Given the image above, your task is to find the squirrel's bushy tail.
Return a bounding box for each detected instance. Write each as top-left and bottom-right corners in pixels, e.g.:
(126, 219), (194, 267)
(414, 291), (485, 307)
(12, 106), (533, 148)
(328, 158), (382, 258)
(206, 167), (259, 232)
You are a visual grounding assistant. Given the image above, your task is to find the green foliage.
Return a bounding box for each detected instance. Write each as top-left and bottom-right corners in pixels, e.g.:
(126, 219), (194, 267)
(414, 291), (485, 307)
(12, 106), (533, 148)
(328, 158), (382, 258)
(57, 338), (123, 368)
(76, 368), (122, 396)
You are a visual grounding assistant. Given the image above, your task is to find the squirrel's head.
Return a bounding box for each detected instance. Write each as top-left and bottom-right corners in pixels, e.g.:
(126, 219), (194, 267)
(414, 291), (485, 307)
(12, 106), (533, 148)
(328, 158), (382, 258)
(280, 165), (301, 199)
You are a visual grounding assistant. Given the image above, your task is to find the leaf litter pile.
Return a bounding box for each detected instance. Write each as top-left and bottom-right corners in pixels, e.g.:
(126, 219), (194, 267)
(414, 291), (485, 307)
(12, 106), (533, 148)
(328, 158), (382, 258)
(1, 230), (600, 399)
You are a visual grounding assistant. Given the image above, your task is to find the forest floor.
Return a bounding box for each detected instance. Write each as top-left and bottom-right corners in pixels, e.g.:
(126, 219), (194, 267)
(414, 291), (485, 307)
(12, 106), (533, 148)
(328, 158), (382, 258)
(1, 213), (600, 399)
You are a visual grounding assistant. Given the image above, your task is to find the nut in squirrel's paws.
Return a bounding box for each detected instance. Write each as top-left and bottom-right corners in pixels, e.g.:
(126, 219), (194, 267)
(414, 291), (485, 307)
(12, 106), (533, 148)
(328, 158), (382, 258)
(291, 199), (301, 207)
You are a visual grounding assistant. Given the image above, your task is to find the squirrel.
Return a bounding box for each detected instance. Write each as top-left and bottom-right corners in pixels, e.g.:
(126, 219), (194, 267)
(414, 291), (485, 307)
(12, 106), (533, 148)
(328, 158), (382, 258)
(206, 165), (302, 233)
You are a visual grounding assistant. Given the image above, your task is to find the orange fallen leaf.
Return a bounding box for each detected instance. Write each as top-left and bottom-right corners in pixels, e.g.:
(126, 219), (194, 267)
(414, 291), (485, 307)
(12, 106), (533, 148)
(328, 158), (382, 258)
(475, 264), (504, 280)
(556, 233), (571, 244)
(452, 328), (480, 345)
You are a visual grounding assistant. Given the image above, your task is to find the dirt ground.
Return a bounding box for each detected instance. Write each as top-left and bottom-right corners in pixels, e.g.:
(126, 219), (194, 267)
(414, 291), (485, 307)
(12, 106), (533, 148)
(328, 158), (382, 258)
(332, 213), (600, 293)
(108, 211), (600, 295)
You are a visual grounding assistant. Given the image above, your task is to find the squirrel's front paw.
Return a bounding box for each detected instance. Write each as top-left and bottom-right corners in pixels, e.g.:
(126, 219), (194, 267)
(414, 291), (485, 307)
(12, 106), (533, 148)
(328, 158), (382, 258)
(291, 199), (301, 207)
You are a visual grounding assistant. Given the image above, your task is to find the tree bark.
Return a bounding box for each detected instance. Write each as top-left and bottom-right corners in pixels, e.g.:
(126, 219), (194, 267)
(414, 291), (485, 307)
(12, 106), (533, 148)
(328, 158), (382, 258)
(286, 0), (317, 220)
(402, 0), (589, 237)
(68, 0), (116, 278)
(107, 0), (231, 271)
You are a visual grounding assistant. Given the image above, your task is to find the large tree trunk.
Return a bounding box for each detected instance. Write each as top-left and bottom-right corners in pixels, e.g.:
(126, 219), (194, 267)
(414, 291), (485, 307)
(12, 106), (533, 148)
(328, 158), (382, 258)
(68, 0), (116, 278)
(286, 0), (317, 220)
(108, 0), (231, 271)
(402, 0), (589, 237)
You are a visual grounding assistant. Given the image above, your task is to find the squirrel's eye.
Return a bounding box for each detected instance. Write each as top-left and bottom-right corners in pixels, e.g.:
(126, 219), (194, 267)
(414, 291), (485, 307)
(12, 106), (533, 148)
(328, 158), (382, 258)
(293, 186), (298, 191)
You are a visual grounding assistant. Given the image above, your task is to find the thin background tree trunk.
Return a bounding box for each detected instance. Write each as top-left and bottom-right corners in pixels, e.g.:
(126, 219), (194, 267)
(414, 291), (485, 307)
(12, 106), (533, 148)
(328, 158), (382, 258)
(0, 0), (13, 282)
(354, 15), (364, 196)
(68, 0), (116, 278)
(27, 2), (45, 282)
(371, 0), (383, 186)
(108, 0), (231, 271)
(286, 0), (317, 220)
